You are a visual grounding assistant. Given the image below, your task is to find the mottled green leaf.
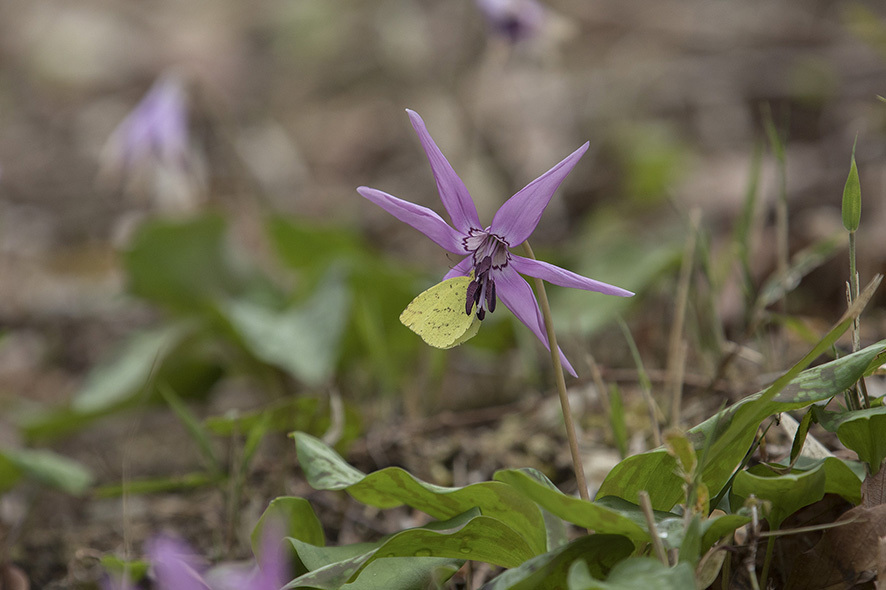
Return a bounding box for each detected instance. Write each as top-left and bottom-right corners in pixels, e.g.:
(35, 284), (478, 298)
(567, 557), (697, 590)
(598, 338), (886, 511)
(481, 535), (634, 590)
(493, 469), (649, 543)
(294, 433), (547, 555)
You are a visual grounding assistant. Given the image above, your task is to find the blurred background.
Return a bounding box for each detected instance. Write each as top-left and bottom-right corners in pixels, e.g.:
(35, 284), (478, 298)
(1, 0), (886, 586)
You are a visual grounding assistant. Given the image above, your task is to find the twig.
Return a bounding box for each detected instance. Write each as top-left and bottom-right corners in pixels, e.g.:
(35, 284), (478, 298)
(639, 491), (669, 566)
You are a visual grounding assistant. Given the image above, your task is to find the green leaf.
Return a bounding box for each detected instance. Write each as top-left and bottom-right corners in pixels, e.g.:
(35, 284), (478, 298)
(205, 397), (360, 449)
(815, 406), (886, 474)
(842, 139), (861, 233)
(72, 324), (189, 414)
(732, 464), (826, 529)
(294, 433), (547, 555)
(2, 448), (93, 495)
(223, 270), (350, 386)
(253, 496), (325, 553)
(482, 534), (634, 590)
(93, 472), (221, 497)
(339, 557), (459, 590)
(789, 408), (815, 465)
(493, 469), (650, 543)
(0, 453), (22, 494)
(598, 335), (886, 511)
(793, 456), (863, 505)
(159, 384), (220, 474)
(567, 557), (697, 590)
(755, 234), (846, 311)
(125, 214), (271, 313)
(287, 511), (497, 588)
(699, 513), (752, 551)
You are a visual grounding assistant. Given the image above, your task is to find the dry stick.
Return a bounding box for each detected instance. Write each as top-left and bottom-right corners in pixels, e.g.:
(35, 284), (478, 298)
(639, 491), (669, 566)
(521, 241), (591, 501)
(666, 209), (700, 427)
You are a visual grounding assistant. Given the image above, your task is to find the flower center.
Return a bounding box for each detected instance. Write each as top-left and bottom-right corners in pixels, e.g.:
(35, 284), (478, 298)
(463, 228), (509, 320)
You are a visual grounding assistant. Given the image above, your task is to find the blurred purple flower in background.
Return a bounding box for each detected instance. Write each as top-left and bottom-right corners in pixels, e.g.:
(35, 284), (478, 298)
(147, 537), (211, 590)
(147, 530), (288, 590)
(105, 73), (190, 174)
(100, 71), (207, 217)
(358, 110), (633, 376)
(475, 0), (545, 43)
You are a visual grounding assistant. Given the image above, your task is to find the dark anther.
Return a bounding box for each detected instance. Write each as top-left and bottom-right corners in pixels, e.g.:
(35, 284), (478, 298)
(465, 280), (480, 315)
(486, 280), (496, 313)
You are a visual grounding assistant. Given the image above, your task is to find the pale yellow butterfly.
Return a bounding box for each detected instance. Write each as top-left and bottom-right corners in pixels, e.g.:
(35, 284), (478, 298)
(399, 276), (481, 349)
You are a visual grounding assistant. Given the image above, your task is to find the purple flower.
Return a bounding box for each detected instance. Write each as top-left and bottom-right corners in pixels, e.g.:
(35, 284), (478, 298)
(147, 531), (288, 590)
(475, 0), (545, 43)
(357, 110), (633, 376)
(104, 73), (190, 175)
(147, 537), (211, 590)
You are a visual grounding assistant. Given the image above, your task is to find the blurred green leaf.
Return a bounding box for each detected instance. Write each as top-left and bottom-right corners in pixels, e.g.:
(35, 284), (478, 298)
(294, 433), (547, 555)
(555, 215), (682, 336)
(482, 534), (634, 590)
(222, 269), (350, 386)
(100, 555), (150, 585)
(0, 453), (21, 494)
(159, 385), (220, 474)
(567, 557), (697, 590)
(125, 214), (276, 313)
(267, 215), (421, 389)
(205, 396), (359, 449)
(755, 234), (846, 311)
(93, 472), (221, 497)
(2, 447), (92, 495)
(72, 324), (189, 414)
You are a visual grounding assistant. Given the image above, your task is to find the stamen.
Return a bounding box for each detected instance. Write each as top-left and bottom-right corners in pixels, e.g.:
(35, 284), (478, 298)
(465, 280), (480, 315)
(486, 280), (496, 313)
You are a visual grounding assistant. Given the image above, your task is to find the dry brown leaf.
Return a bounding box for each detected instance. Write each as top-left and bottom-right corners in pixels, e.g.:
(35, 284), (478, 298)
(786, 504), (886, 589)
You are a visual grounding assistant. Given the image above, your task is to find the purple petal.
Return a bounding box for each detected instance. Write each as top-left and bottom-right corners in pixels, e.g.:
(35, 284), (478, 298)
(443, 256), (473, 280)
(146, 536), (211, 590)
(476, 0), (545, 43)
(255, 522), (289, 590)
(357, 187), (466, 254)
(510, 255), (633, 297)
(495, 267), (577, 377)
(406, 110), (482, 235)
(490, 142), (589, 246)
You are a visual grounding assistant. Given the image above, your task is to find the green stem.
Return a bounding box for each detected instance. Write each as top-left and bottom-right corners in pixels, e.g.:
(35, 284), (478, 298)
(759, 534), (776, 588)
(521, 241), (591, 501)
(848, 232), (868, 409)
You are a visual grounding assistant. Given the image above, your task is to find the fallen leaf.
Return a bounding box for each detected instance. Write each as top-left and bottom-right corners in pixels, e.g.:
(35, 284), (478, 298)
(786, 504), (886, 589)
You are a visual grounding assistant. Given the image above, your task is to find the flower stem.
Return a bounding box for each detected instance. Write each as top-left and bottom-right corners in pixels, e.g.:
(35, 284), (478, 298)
(521, 241), (590, 501)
